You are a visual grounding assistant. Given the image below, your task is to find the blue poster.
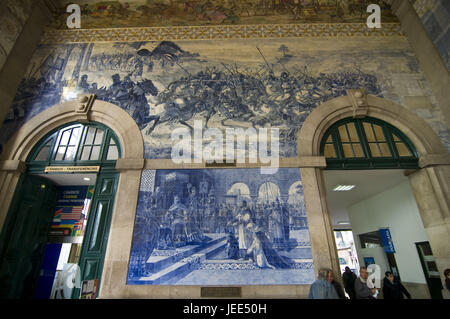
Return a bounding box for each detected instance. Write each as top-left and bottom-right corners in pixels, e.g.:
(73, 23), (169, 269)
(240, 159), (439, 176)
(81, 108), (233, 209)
(379, 228), (395, 253)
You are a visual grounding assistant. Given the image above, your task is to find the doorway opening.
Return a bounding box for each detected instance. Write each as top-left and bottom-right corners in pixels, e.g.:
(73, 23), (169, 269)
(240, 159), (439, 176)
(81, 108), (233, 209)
(33, 173), (96, 299)
(0, 122), (121, 299)
(321, 117), (443, 299)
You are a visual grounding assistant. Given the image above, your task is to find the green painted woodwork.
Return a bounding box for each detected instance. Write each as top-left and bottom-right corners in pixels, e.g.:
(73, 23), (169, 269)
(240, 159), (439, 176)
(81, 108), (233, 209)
(320, 117), (419, 169)
(0, 175), (59, 299)
(27, 122), (121, 174)
(0, 122), (121, 299)
(71, 172), (119, 299)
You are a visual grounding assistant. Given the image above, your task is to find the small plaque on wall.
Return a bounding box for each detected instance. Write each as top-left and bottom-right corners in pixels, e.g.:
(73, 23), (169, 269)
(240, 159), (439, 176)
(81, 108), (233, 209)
(201, 287), (241, 298)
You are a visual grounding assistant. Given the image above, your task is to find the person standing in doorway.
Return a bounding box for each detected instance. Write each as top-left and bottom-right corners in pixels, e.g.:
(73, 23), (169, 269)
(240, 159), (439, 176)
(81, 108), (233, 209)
(328, 270), (346, 299)
(382, 271), (411, 299)
(355, 267), (377, 299)
(445, 269), (450, 293)
(342, 266), (357, 299)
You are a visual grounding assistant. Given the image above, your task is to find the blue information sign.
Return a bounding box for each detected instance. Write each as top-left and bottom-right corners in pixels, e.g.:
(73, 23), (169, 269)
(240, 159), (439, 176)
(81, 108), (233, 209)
(379, 228), (395, 253)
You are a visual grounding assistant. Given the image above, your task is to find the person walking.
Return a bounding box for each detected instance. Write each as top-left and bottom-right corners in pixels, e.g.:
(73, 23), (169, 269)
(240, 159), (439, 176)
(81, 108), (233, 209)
(328, 270), (346, 299)
(445, 269), (450, 293)
(342, 266), (357, 299)
(355, 267), (377, 299)
(308, 268), (339, 299)
(382, 271), (411, 299)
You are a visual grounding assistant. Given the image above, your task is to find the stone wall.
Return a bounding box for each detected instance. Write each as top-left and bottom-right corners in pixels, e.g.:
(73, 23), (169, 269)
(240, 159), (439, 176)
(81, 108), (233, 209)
(0, 0), (34, 71)
(410, 0), (450, 70)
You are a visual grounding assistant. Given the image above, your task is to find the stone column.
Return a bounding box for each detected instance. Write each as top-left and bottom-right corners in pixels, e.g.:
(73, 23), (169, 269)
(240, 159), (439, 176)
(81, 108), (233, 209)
(0, 160), (26, 231)
(300, 165), (342, 284)
(408, 156), (450, 299)
(99, 158), (144, 298)
(388, 0), (450, 128)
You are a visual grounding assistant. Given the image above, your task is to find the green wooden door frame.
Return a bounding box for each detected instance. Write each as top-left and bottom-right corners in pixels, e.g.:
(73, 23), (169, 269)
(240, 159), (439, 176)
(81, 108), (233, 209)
(320, 117), (419, 170)
(71, 171), (119, 299)
(0, 175), (59, 298)
(0, 121), (122, 299)
(26, 121), (121, 174)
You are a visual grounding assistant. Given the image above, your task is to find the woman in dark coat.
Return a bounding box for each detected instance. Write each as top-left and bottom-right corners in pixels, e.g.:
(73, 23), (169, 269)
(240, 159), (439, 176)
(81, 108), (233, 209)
(445, 269), (450, 292)
(382, 271), (411, 299)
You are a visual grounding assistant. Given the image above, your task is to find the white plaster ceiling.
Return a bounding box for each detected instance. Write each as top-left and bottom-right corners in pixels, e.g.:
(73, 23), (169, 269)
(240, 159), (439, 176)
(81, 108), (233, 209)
(323, 169), (409, 230)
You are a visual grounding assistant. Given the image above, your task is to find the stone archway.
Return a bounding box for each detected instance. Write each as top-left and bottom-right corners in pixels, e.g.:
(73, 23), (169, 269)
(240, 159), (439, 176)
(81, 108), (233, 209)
(297, 90), (450, 298)
(0, 96), (145, 298)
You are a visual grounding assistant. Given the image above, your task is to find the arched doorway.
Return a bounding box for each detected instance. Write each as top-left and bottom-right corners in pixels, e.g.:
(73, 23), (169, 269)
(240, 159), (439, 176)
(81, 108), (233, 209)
(298, 92), (450, 299)
(258, 182), (281, 204)
(227, 182), (251, 199)
(0, 98), (145, 299)
(0, 121), (121, 299)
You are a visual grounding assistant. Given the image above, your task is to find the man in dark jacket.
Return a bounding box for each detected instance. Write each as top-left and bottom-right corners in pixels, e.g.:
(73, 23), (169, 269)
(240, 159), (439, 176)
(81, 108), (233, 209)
(328, 270), (346, 299)
(382, 271), (411, 299)
(355, 267), (377, 299)
(342, 266), (357, 299)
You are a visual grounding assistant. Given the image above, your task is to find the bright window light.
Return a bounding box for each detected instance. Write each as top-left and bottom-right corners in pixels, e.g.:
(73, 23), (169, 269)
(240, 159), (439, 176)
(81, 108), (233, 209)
(333, 185), (356, 191)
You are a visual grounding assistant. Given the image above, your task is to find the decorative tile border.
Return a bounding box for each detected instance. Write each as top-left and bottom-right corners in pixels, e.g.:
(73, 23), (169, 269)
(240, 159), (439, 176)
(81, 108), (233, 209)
(41, 22), (403, 44)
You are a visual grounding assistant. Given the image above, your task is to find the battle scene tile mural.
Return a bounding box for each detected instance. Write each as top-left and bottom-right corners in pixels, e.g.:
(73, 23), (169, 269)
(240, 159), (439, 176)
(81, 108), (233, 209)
(1, 37), (449, 157)
(127, 168), (315, 285)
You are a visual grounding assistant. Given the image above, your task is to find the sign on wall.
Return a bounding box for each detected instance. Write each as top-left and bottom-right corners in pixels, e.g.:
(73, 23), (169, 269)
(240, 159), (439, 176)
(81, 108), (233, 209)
(379, 228), (396, 254)
(50, 186), (94, 237)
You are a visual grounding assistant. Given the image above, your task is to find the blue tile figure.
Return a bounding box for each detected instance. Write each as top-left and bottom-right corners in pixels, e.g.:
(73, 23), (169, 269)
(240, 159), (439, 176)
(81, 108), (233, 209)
(127, 168), (315, 286)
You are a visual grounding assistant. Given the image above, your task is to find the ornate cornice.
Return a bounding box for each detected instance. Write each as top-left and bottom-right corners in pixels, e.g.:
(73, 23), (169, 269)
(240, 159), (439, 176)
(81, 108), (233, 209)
(40, 22), (403, 44)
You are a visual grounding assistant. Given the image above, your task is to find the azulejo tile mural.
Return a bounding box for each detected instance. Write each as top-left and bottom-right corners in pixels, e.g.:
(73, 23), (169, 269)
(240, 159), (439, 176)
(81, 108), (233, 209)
(50, 0), (398, 29)
(127, 168), (314, 285)
(1, 37), (449, 157)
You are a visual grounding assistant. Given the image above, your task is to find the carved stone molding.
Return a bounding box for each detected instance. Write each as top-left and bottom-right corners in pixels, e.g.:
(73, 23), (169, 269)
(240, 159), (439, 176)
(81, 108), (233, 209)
(76, 94), (96, 121)
(0, 160), (26, 173)
(116, 158), (145, 171)
(419, 153), (450, 168)
(347, 89), (369, 118)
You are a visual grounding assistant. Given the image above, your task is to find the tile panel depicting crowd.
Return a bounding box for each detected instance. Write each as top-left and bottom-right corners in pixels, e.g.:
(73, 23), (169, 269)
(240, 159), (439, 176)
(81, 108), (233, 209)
(127, 168), (314, 285)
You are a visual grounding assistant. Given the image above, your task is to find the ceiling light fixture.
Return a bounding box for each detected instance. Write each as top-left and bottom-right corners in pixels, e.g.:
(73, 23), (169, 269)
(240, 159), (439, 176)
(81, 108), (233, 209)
(333, 185), (356, 192)
(83, 177), (91, 181)
(337, 221), (351, 225)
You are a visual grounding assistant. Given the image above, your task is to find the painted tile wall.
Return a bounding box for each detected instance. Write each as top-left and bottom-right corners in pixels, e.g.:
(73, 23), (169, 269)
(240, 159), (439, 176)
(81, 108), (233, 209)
(1, 37), (449, 156)
(127, 168), (314, 285)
